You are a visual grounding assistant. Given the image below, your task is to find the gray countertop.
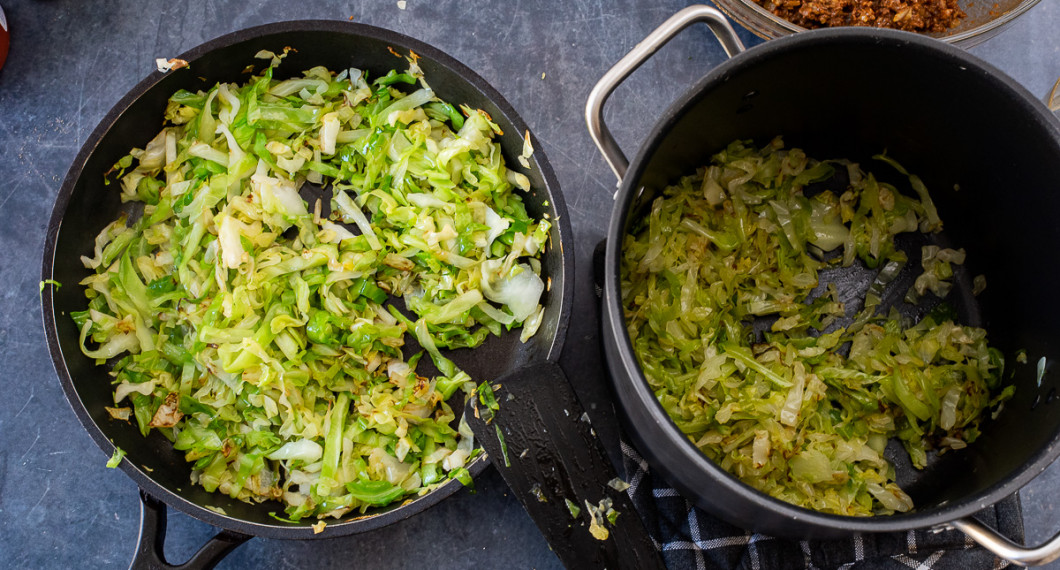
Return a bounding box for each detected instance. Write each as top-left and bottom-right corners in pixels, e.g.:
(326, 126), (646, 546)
(4, 1), (1060, 568)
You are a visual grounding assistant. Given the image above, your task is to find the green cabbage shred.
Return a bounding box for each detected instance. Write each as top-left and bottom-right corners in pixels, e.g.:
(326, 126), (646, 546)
(621, 138), (1012, 516)
(106, 446), (126, 468)
(75, 55), (548, 520)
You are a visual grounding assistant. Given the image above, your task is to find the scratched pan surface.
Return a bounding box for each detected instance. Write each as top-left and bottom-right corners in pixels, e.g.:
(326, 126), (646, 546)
(712, 0), (1041, 48)
(41, 20), (573, 541)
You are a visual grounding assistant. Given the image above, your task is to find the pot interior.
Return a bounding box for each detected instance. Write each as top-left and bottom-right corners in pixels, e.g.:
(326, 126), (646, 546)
(616, 29), (1060, 527)
(45, 22), (570, 538)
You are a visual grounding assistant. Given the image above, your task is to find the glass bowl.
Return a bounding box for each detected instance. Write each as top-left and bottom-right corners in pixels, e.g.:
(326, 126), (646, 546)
(712, 0), (1041, 48)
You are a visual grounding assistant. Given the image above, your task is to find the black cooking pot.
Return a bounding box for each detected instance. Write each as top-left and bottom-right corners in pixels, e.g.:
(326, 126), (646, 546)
(41, 20), (573, 568)
(587, 6), (1060, 565)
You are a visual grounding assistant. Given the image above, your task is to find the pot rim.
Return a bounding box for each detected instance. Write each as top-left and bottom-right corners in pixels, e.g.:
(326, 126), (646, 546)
(602, 27), (1060, 534)
(41, 18), (573, 540)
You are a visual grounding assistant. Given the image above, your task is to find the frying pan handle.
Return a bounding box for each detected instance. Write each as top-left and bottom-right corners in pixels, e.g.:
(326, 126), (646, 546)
(130, 490), (251, 570)
(467, 361), (665, 569)
(953, 517), (1060, 567)
(585, 5), (745, 184)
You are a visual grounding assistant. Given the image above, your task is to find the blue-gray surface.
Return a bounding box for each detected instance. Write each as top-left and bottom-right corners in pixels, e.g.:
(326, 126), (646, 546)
(3, 1), (1060, 568)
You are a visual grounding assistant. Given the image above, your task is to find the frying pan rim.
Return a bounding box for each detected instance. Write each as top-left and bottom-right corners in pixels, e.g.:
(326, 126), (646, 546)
(41, 19), (573, 540)
(602, 26), (1060, 535)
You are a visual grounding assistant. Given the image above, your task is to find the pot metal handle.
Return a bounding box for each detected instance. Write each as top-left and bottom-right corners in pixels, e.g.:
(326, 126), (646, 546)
(585, 5), (745, 184)
(953, 517), (1060, 567)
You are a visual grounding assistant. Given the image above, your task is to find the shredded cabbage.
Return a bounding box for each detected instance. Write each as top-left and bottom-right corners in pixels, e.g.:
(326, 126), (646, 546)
(621, 138), (1013, 516)
(74, 55), (547, 520)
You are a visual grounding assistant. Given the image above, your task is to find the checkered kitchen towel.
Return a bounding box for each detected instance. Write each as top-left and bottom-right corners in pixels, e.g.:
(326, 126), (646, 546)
(620, 441), (1023, 570)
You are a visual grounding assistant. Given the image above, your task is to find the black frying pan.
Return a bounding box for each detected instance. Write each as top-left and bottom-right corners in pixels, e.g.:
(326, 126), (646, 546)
(40, 20), (578, 567)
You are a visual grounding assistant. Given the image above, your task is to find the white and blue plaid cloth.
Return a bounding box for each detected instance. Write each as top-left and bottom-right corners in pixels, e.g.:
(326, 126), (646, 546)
(620, 441), (1021, 570)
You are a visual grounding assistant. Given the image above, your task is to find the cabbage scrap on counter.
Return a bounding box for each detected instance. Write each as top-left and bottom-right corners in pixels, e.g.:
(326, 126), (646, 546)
(621, 138), (1013, 516)
(73, 52), (550, 520)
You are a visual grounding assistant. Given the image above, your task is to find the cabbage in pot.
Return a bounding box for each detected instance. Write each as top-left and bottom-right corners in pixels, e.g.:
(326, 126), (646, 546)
(621, 138), (1013, 516)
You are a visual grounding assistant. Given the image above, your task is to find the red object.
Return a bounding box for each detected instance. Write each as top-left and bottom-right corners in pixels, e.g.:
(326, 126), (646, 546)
(0, 5), (8, 71)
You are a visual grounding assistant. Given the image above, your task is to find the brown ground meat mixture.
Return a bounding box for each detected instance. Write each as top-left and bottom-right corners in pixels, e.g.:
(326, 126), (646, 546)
(755, 0), (966, 33)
